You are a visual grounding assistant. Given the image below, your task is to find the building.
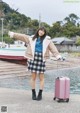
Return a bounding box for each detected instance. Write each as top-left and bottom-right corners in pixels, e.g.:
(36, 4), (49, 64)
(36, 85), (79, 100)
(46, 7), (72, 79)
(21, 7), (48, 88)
(52, 37), (75, 52)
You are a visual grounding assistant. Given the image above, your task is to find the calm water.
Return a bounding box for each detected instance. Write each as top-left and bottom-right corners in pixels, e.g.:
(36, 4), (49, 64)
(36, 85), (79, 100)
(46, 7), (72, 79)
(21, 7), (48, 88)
(0, 67), (80, 94)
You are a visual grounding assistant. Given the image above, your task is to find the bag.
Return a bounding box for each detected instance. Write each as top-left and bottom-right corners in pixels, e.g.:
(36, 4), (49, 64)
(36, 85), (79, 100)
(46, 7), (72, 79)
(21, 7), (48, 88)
(54, 77), (70, 102)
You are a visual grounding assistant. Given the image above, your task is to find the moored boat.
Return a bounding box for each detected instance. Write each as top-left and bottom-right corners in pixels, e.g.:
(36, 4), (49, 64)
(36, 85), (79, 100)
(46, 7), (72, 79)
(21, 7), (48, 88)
(0, 45), (27, 65)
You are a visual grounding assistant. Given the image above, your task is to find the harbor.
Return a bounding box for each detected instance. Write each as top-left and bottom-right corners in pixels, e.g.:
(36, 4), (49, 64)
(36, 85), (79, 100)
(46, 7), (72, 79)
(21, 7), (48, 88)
(0, 56), (80, 78)
(0, 0), (80, 112)
(0, 57), (80, 113)
(0, 56), (80, 93)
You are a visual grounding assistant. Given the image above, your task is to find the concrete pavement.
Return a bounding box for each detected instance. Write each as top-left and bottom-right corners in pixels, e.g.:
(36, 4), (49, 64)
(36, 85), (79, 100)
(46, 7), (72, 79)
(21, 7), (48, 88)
(0, 88), (80, 113)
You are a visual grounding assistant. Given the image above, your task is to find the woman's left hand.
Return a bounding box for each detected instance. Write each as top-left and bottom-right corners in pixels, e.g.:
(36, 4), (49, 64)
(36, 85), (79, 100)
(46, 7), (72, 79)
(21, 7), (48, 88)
(58, 57), (65, 61)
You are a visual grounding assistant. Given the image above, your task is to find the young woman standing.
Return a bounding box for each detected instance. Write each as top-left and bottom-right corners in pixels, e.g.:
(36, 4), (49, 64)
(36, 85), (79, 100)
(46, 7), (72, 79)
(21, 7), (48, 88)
(8, 27), (62, 101)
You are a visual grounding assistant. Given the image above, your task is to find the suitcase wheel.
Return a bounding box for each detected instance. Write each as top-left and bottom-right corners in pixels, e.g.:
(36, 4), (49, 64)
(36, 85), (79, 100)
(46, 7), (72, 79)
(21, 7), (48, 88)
(66, 99), (69, 102)
(57, 99), (62, 102)
(53, 97), (56, 100)
(57, 99), (69, 102)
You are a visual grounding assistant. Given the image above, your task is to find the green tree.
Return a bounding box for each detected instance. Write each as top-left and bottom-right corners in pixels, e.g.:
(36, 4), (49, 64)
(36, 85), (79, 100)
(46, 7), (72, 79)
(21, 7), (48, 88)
(61, 13), (80, 37)
(76, 37), (80, 46)
(41, 22), (50, 35)
(49, 21), (62, 37)
(64, 13), (79, 26)
(3, 35), (14, 44)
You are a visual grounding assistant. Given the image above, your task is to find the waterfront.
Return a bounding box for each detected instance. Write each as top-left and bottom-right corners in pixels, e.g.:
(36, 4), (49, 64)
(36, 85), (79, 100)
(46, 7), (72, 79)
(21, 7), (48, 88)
(0, 88), (80, 113)
(0, 59), (80, 94)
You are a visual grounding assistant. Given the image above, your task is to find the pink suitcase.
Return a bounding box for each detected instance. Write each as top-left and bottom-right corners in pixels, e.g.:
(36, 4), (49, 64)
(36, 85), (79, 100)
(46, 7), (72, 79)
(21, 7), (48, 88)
(54, 77), (70, 102)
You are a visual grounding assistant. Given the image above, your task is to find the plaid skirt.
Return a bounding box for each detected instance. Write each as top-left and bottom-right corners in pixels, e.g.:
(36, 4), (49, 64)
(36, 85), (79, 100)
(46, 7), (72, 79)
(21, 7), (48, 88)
(27, 52), (46, 74)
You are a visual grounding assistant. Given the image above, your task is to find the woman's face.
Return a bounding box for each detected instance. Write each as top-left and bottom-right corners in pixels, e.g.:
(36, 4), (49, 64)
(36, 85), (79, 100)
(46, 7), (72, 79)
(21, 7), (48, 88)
(38, 30), (45, 37)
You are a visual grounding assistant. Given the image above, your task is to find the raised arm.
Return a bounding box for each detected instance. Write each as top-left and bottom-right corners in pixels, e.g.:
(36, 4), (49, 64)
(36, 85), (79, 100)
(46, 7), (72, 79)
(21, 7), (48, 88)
(48, 41), (62, 60)
(8, 31), (30, 43)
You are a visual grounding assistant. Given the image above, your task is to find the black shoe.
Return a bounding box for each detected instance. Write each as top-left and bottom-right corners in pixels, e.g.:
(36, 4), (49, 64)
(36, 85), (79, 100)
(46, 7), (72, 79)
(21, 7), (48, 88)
(36, 89), (43, 101)
(32, 89), (36, 100)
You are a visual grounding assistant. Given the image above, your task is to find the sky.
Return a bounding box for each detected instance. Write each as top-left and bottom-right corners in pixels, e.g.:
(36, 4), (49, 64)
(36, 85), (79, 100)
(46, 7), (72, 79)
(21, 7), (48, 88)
(2, 0), (80, 25)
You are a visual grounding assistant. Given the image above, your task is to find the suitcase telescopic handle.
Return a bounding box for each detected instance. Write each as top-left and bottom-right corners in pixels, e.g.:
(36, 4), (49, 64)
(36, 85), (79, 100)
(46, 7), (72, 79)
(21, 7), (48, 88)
(56, 59), (64, 78)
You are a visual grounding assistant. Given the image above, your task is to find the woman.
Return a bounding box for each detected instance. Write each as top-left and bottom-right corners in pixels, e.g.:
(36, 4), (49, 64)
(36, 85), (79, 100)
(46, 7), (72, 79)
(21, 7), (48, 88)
(8, 27), (62, 101)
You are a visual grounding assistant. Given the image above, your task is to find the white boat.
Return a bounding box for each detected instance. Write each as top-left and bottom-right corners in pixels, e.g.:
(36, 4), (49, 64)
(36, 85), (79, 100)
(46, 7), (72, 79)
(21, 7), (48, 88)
(0, 44), (27, 65)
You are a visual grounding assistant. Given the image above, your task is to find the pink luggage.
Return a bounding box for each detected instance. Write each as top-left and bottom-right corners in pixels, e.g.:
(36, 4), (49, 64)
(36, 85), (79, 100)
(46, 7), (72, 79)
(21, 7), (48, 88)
(54, 77), (70, 102)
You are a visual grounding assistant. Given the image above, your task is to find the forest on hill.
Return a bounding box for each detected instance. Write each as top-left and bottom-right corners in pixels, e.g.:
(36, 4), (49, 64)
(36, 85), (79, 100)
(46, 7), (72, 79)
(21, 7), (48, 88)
(0, 0), (80, 45)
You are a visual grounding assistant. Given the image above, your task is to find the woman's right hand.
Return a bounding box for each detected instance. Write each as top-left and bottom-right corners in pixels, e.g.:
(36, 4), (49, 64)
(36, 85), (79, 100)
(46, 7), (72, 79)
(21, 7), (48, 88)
(8, 31), (14, 38)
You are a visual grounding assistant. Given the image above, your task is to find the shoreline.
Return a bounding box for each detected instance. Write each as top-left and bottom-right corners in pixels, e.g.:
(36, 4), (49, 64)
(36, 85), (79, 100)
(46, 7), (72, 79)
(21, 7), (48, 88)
(0, 56), (80, 78)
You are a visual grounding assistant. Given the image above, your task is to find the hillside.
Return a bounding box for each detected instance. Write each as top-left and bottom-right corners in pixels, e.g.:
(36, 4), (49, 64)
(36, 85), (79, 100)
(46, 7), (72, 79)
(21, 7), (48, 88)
(0, 0), (40, 34)
(0, 1), (80, 45)
(0, 1), (50, 43)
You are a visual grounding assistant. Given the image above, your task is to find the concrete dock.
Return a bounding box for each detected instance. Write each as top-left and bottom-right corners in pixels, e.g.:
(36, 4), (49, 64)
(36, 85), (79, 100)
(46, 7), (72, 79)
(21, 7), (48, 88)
(0, 57), (80, 78)
(0, 88), (80, 113)
(0, 59), (80, 113)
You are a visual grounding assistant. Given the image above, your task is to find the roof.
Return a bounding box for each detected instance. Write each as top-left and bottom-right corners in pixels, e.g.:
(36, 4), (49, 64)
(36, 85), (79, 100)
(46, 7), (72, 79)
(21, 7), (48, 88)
(52, 37), (74, 45)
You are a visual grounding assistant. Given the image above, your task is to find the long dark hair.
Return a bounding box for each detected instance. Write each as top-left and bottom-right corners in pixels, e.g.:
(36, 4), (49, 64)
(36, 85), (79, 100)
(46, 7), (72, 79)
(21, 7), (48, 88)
(32, 27), (47, 42)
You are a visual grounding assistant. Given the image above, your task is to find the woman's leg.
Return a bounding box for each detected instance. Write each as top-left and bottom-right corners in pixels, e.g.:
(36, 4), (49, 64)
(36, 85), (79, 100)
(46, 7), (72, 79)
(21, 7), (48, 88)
(37, 73), (44, 101)
(31, 72), (37, 100)
(31, 72), (37, 89)
(39, 73), (44, 90)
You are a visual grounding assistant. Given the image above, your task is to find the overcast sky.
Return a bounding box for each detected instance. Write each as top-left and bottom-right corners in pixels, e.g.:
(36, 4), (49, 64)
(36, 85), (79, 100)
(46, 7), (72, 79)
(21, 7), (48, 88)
(3, 0), (80, 25)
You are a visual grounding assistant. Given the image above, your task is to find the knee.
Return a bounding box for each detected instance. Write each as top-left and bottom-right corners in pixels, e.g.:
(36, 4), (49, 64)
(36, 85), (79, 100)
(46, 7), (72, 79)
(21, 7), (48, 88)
(39, 77), (44, 82)
(39, 74), (44, 81)
(31, 72), (37, 81)
(32, 78), (36, 81)
(31, 77), (36, 81)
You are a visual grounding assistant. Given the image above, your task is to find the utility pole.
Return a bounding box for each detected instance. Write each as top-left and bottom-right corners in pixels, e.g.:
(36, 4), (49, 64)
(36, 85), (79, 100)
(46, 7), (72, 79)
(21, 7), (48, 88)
(1, 18), (4, 44)
(39, 13), (41, 28)
(0, 1), (5, 47)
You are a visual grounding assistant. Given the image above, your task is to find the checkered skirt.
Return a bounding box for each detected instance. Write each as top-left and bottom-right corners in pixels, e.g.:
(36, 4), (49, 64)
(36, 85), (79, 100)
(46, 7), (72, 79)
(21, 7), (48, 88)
(27, 52), (46, 73)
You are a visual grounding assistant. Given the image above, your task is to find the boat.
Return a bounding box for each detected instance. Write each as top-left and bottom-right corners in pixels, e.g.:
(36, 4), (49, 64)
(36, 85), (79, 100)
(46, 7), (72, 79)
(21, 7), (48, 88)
(0, 44), (27, 65)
